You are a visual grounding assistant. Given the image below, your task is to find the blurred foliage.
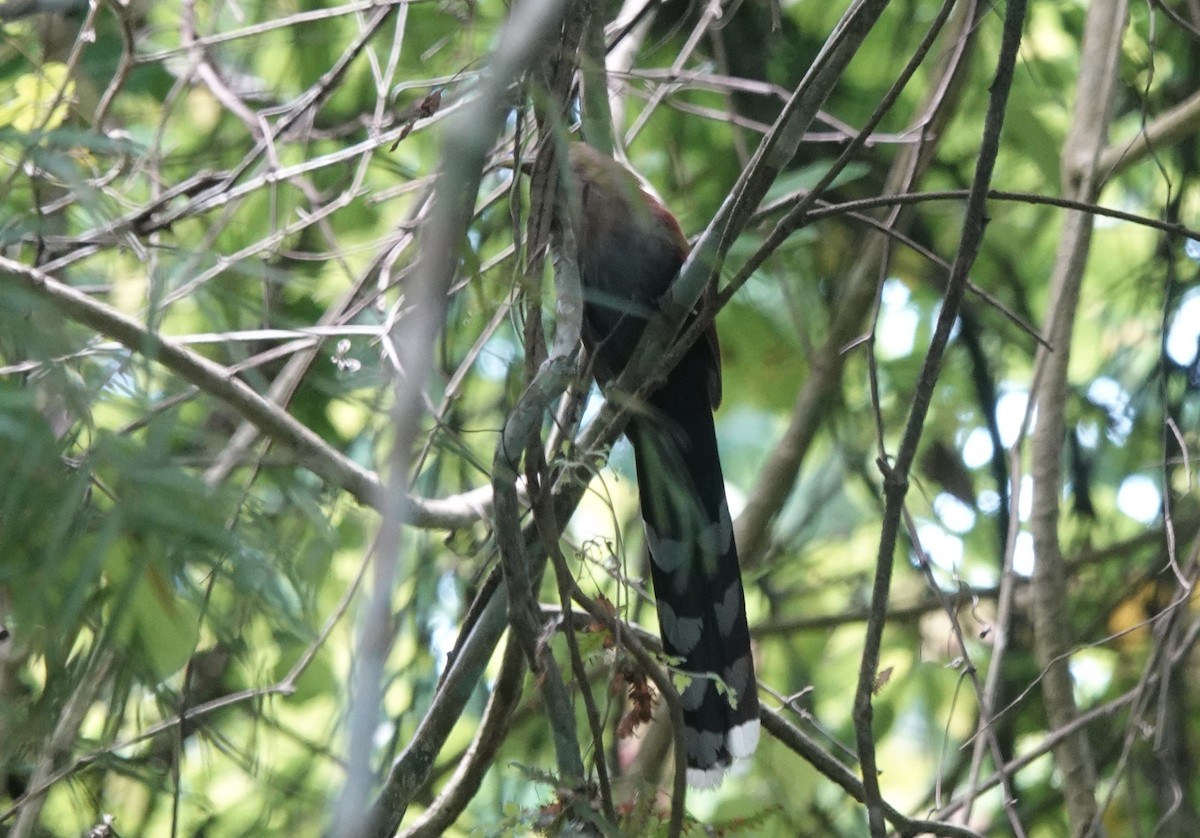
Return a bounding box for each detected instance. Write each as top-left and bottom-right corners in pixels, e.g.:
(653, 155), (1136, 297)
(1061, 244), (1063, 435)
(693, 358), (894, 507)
(1, 0), (1200, 836)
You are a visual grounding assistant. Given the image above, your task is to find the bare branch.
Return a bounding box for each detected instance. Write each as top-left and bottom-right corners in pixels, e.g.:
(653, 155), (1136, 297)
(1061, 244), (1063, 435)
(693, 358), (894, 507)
(1026, 3), (1128, 834)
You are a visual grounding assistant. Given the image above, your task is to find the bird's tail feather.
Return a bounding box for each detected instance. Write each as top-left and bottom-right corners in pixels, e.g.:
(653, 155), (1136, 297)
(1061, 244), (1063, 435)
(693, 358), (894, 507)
(626, 363), (759, 788)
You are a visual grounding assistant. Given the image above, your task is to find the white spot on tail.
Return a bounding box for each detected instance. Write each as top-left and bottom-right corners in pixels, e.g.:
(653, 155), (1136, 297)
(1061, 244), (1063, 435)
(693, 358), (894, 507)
(682, 720), (758, 790)
(727, 718), (760, 759)
(687, 763), (727, 789)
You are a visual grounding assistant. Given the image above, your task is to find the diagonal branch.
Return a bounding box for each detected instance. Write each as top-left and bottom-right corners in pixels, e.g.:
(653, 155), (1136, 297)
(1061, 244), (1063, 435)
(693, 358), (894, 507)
(3, 258), (387, 503)
(0, 256), (511, 530)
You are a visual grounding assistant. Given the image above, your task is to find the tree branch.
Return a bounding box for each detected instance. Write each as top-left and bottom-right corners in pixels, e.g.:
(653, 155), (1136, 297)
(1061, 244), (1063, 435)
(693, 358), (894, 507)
(2, 258), (389, 506)
(399, 635), (525, 838)
(1026, 2), (1128, 834)
(850, 0), (1027, 833)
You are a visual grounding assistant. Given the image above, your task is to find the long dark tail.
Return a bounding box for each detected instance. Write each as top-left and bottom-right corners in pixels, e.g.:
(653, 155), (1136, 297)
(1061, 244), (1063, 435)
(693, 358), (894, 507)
(625, 351), (759, 788)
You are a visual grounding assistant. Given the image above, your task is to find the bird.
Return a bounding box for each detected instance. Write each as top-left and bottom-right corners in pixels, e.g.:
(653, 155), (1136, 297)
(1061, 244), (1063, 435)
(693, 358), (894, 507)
(564, 142), (759, 788)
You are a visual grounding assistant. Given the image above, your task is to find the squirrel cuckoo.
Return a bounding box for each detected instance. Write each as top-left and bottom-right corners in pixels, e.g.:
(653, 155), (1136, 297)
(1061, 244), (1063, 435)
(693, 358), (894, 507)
(565, 143), (759, 787)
